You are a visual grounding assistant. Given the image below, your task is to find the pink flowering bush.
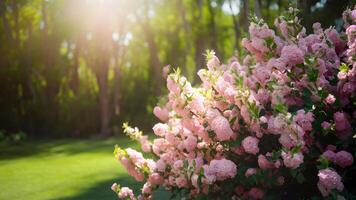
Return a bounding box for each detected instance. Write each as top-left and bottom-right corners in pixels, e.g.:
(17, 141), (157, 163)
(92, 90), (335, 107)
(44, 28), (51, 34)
(111, 7), (356, 200)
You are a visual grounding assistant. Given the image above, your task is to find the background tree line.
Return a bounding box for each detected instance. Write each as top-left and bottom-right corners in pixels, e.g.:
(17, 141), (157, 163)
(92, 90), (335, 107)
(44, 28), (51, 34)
(0, 0), (353, 138)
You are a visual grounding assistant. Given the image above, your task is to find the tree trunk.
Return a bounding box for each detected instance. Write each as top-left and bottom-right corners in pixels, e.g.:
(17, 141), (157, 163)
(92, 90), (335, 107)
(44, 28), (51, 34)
(91, 9), (112, 137)
(95, 63), (110, 137)
(241, 0), (250, 31)
(12, 0), (20, 48)
(0, 1), (14, 47)
(113, 49), (122, 117)
(178, 0), (191, 76)
(193, 0), (206, 83)
(229, 0), (240, 50)
(70, 35), (81, 94)
(141, 2), (163, 95)
(42, 0), (50, 105)
(207, 0), (219, 57)
(254, 0), (262, 18)
(91, 39), (111, 137)
(266, 0), (272, 22)
(22, 22), (36, 134)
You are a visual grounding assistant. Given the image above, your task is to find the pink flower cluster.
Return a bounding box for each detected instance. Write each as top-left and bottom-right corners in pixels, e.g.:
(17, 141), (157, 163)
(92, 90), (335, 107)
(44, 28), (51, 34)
(111, 184), (135, 200)
(112, 6), (356, 200)
(322, 150), (354, 168)
(203, 158), (237, 182)
(317, 168), (344, 197)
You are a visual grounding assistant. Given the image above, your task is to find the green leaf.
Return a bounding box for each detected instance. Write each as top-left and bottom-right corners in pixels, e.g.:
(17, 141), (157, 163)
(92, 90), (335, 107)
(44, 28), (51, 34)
(296, 173), (305, 184)
(318, 89), (328, 99)
(339, 63), (349, 73)
(229, 116), (237, 126)
(317, 156), (329, 169)
(307, 68), (319, 82)
(183, 160), (189, 169)
(274, 103), (288, 113)
(291, 145), (302, 154)
(290, 169), (297, 177)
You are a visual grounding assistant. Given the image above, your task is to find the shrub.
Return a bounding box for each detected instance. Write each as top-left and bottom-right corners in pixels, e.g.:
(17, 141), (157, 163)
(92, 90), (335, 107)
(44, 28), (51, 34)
(111, 6), (356, 200)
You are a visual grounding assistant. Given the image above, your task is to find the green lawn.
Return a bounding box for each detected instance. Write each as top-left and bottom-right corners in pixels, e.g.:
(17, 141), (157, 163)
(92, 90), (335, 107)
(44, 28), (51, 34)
(0, 137), (169, 200)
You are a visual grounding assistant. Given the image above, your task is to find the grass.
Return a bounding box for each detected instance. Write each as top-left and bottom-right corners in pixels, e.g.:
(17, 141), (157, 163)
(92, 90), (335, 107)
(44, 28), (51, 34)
(0, 137), (170, 200)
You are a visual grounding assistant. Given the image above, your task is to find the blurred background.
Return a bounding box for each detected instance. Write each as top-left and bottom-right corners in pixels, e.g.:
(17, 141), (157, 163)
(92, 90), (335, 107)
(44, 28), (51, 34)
(0, 0), (355, 200)
(0, 0), (354, 139)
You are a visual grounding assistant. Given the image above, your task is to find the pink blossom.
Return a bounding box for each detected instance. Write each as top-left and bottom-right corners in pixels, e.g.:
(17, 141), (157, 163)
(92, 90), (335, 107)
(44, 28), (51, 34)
(125, 149), (145, 169)
(215, 77), (228, 94)
(325, 28), (346, 54)
(191, 174), (199, 188)
(153, 106), (169, 121)
(334, 112), (352, 138)
(342, 82), (355, 94)
(326, 145), (337, 152)
(207, 55), (220, 70)
(184, 135), (197, 152)
(281, 151), (304, 169)
(275, 19), (288, 38)
(118, 187), (135, 199)
(249, 24), (274, 39)
(142, 183), (152, 195)
(152, 123), (168, 137)
(335, 150), (354, 168)
(313, 22), (322, 34)
(152, 138), (167, 155)
(210, 115), (234, 141)
(273, 114), (289, 130)
(240, 105), (251, 124)
(338, 71), (347, 80)
(352, 9), (356, 21)
(245, 168), (257, 177)
(216, 144), (223, 152)
(173, 160), (183, 170)
(148, 173), (163, 185)
(251, 38), (269, 53)
(242, 136), (260, 155)
(190, 94), (205, 114)
(321, 121), (331, 129)
(111, 183), (118, 192)
(155, 159), (166, 172)
(167, 77), (180, 94)
(279, 133), (297, 148)
(294, 110), (314, 131)
(280, 45), (304, 66)
(257, 155), (275, 169)
(317, 168), (344, 196)
(325, 94), (336, 104)
(175, 176), (188, 188)
(162, 65), (170, 78)
(204, 159), (237, 181)
(256, 88), (270, 105)
(247, 187), (264, 199)
(267, 58), (286, 71)
(206, 108), (220, 122)
(322, 150), (336, 163)
(119, 157), (145, 181)
(139, 136), (151, 153)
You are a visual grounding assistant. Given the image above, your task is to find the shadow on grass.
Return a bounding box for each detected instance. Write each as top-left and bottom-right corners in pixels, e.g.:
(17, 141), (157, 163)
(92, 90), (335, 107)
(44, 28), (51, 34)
(50, 175), (171, 200)
(50, 175), (140, 200)
(0, 137), (137, 161)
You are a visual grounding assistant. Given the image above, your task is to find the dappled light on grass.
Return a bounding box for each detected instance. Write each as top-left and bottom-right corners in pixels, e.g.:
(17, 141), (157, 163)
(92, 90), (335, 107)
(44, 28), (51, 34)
(0, 138), (143, 200)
